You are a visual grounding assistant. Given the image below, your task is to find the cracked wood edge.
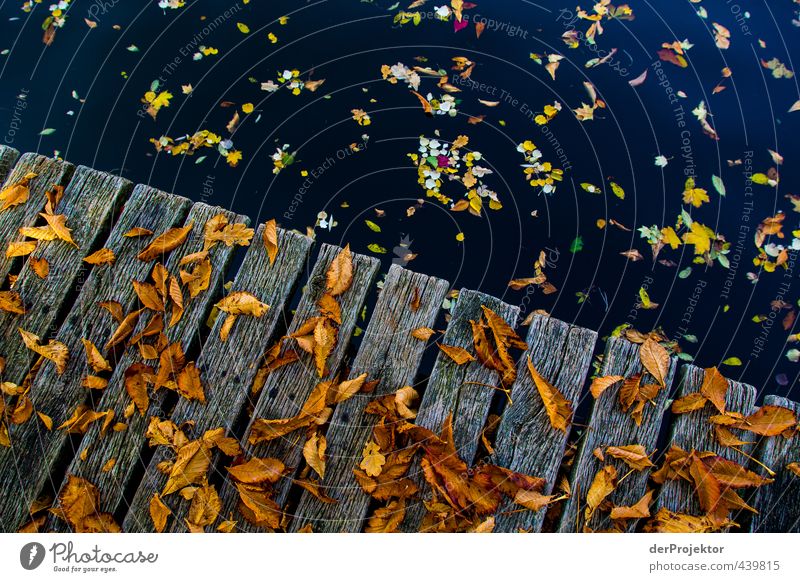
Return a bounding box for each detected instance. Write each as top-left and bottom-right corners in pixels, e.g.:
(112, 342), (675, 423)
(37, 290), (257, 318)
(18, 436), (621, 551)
(215, 244), (380, 533)
(557, 337), (678, 533)
(401, 289), (519, 532)
(122, 225), (313, 532)
(0, 145), (20, 183)
(48, 203), (247, 532)
(289, 265), (449, 532)
(0, 185), (190, 532)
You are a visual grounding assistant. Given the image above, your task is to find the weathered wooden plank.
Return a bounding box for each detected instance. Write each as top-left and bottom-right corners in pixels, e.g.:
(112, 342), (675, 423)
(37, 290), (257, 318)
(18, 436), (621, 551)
(492, 315), (598, 533)
(0, 153), (74, 284)
(0, 145), (20, 183)
(0, 185), (190, 532)
(213, 245), (380, 532)
(121, 225), (313, 532)
(289, 265), (449, 532)
(654, 365), (757, 520)
(47, 204), (247, 532)
(0, 166), (131, 384)
(556, 337), (678, 532)
(401, 290), (520, 532)
(749, 396), (800, 533)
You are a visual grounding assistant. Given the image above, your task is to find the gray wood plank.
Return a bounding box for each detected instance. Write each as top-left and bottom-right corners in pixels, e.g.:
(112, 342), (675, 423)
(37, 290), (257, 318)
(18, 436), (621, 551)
(401, 290), (520, 532)
(492, 315), (597, 533)
(0, 166), (131, 384)
(0, 153), (74, 284)
(121, 225), (313, 532)
(654, 365), (757, 520)
(289, 265), (449, 532)
(47, 203), (247, 532)
(0, 185), (190, 532)
(0, 145), (20, 183)
(749, 396), (800, 532)
(212, 245), (380, 533)
(557, 336), (678, 532)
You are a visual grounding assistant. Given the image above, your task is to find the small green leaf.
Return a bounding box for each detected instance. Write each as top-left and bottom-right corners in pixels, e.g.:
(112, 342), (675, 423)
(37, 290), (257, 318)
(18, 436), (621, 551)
(39, 128), (56, 136)
(722, 356), (742, 366)
(364, 220), (381, 233)
(569, 236), (584, 253)
(711, 174), (726, 196)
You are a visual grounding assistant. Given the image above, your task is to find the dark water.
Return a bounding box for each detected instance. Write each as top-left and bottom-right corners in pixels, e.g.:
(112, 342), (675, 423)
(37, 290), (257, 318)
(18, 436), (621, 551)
(2, 0), (799, 400)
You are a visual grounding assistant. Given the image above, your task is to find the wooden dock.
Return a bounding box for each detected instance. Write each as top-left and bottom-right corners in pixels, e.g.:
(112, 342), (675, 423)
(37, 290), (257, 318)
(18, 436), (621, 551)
(0, 145), (798, 533)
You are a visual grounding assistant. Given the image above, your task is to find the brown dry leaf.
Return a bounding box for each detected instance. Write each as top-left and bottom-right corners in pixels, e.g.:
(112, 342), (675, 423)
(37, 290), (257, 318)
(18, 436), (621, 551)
(37, 411), (53, 430)
(6, 240), (37, 258)
(671, 392), (708, 414)
(203, 216), (253, 250)
(29, 256), (49, 278)
(168, 277), (184, 327)
(263, 219), (278, 265)
(585, 465), (618, 520)
(98, 300), (124, 323)
(303, 432), (327, 479)
(609, 489), (653, 520)
(689, 453), (721, 514)
(56, 405), (114, 434)
(133, 281), (165, 312)
(639, 338), (669, 387)
(105, 308), (144, 350)
(365, 499), (406, 533)
(438, 343), (476, 365)
(0, 172), (37, 211)
(514, 489), (556, 512)
(124, 363), (153, 416)
(154, 341), (186, 391)
(83, 248), (115, 266)
(180, 258), (212, 298)
(317, 293), (342, 324)
(325, 244), (353, 296)
(124, 227), (153, 238)
(326, 373), (367, 405)
(528, 357), (572, 432)
(163, 439), (213, 495)
(81, 338), (111, 373)
(590, 375), (624, 398)
(411, 327), (435, 341)
(0, 291), (25, 315)
(187, 484), (221, 530)
(729, 405), (797, 436)
(360, 440), (386, 477)
(138, 222), (193, 261)
(714, 426), (754, 448)
(40, 212), (77, 247)
(56, 475), (120, 533)
(786, 462), (800, 477)
(18, 328), (68, 374)
(176, 362), (205, 403)
(149, 493), (172, 533)
(215, 291), (269, 317)
(82, 375), (108, 390)
(605, 444), (654, 471)
(644, 508), (734, 533)
(700, 366), (729, 414)
(226, 457), (286, 484)
(313, 317), (337, 377)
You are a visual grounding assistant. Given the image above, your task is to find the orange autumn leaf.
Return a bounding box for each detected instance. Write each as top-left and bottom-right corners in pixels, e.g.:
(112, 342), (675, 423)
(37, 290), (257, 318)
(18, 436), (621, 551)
(0, 291), (25, 315)
(162, 439), (213, 495)
(325, 245), (353, 297)
(226, 457), (286, 485)
(438, 343), (476, 365)
(29, 256), (49, 278)
(639, 338), (669, 387)
(303, 432), (327, 479)
(0, 172), (37, 211)
(527, 357), (572, 432)
(81, 338), (111, 373)
(137, 222), (193, 261)
(729, 405), (797, 436)
(83, 248), (115, 266)
(263, 219), (278, 265)
(6, 240), (37, 258)
(19, 328), (68, 374)
(609, 489), (653, 520)
(133, 281), (165, 312)
(40, 212), (77, 247)
(700, 366), (728, 414)
(672, 392), (708, 414)
(585, 465), (618, 521)
(411, 327), (435, 341)
(605, 444), (654, 471)
(590, 375), (624, 398)
(149, 493), (172, 533)
(124, 226), (153, 238)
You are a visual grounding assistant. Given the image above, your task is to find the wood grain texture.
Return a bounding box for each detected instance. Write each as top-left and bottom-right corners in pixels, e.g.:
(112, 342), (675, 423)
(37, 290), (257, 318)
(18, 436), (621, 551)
(400, 290), (519, 532)
(0, 166), (131, 384)
(491, 315), (598, 533)
(122, 225), (313, 532)
(0, 145), (20, 183)
(556, 337), (678, 532)
(47, 203), (247, 532)
(749, 396), (800, 533)
(0, 185), (190, 532)
(654, 365), (757, 520)
(289, 265), (449, 532)
(214, 245), (380, 532)
(0, 153), (74, 284)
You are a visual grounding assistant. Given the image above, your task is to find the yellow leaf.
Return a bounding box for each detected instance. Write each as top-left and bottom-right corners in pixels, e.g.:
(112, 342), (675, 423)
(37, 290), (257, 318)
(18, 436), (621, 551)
(360, 440), (386, 477)
(83, 248), (115, 265)
(137, 223), (193, 262)
(19, 328), (68, 374)
(262, 219), (278, 265)
(527, 357), (572, 432)
(303, 432), (327, 479)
